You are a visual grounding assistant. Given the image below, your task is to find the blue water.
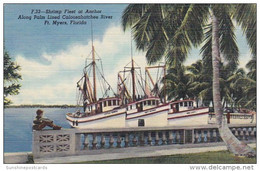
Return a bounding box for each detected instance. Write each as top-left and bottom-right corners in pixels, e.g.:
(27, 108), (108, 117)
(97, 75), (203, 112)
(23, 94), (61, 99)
(4, 108), (76, 152)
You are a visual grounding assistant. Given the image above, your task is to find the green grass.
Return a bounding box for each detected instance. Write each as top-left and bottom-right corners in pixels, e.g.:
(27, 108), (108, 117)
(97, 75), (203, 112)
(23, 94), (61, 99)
(74, 150), (256, 164)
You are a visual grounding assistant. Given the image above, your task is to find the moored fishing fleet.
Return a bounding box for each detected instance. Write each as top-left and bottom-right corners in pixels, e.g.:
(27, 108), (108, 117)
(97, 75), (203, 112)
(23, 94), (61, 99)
(66, 31), (256, 129)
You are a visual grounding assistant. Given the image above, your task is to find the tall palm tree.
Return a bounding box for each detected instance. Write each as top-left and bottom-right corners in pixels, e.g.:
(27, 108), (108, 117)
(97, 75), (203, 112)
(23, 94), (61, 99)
(122, 4), (255, 156)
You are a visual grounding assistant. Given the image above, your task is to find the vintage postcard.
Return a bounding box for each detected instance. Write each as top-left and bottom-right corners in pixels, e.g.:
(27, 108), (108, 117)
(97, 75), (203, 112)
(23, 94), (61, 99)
(3, 2), (257, 168)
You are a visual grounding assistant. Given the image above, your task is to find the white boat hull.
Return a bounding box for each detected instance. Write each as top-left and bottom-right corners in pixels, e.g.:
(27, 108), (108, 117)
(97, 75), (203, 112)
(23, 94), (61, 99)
(168, 107), (209, 126)
(66, 106), (255, 129)
(66, 108), (126, 129)
(126, 104), (169, 127)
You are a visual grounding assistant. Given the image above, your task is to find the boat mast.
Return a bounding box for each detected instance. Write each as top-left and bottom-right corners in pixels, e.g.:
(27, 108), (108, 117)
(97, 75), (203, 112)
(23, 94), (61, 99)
(130, 35), (136, 101)
(131, 58), (136, 101)
(91, 22), (97, 102)
(163, 65), (166, 103)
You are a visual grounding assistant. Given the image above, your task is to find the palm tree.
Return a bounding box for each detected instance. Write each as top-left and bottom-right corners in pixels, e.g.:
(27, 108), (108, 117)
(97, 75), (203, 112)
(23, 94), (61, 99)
(222, 68), (246, 108)
(233, 64), (256, 110)
(122, 4), (255, 156)
(186, 60), (212, 106)
(163, 64), (193, 101)
(234, 77), (256, 110)
(122, 4), (208, 66)
(246, 57), (256, 81)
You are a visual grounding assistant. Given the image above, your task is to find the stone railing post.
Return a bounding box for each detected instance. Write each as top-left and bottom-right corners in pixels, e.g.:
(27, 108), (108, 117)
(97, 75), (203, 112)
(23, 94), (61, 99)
(33, 129), (75, 159)
(155, 131), (159, 145)
(162, 131), (167, 145)
(148, 132), (152, 145)
(140, 132), (145, 146)
(74, 133), (82, 152)
(125, 133), (129, 147)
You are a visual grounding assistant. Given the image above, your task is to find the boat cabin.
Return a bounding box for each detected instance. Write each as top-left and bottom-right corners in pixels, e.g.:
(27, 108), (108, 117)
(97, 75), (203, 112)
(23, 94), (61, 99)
(169, 99), (195, 113)
(126, 97), (160, 114)
(85, 97), (121, 114)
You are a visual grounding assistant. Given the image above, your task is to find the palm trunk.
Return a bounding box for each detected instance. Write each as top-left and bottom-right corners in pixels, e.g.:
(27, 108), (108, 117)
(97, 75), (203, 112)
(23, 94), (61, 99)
(211, 11), (255, 156)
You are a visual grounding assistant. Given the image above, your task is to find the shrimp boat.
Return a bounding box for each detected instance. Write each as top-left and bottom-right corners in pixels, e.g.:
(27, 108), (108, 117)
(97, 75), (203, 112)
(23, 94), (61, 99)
(66, 37), (255, 129)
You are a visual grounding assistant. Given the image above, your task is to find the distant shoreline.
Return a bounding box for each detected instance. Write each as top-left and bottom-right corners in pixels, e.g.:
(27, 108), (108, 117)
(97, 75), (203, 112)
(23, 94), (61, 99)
(5, 105), (82, 108)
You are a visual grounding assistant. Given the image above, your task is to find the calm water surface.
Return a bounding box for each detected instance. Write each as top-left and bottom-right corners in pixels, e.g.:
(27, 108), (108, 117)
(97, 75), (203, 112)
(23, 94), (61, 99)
(4, 108), (76, 152)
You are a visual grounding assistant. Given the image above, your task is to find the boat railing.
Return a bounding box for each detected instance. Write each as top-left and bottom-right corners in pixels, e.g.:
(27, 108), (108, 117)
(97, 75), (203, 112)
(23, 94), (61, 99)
(32, 124), (256, 159)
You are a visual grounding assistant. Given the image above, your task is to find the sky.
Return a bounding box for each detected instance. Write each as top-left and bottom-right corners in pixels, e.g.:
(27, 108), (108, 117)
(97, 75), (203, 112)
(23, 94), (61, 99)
(4, 4), (252, 105)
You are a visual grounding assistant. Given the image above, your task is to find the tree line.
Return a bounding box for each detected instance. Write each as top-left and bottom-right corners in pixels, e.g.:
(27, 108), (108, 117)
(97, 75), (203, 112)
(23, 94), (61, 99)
(163, 58), (256, 111)
(5, 104), (80, 108)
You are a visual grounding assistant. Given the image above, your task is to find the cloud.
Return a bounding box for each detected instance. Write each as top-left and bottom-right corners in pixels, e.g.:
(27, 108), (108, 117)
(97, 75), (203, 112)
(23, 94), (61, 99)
(16, 44), (88, 79)
(11, 80), (77, 105)
(10, 24), (150, 105)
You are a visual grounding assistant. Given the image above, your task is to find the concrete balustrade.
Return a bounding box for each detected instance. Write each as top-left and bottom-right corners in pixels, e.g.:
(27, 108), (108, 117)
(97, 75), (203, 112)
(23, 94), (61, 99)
(33, 124), (256, 159)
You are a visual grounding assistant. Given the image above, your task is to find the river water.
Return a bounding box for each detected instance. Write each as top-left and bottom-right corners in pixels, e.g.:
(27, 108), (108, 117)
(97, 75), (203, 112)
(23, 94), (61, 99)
(4, 107), (76, 152)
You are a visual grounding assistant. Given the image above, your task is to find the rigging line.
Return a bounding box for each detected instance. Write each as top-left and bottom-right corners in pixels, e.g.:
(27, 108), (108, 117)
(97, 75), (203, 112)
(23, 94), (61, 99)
(133, 60), (141, 67)
(137, 74), (144, 96)
(75, 86), (80, 108)
(85, 62), (92, 75)
(86, 67), (94, 91)
(125, 73), (132, 99)
(98, 70), (108, 97)
(156, 66), (160, 84)
(97, 71), (104, 97)
(135, 69), (146, 84)
(83, 62), (94, 72)
(144, 75), (153, 93)
(128, 74), (132, 96)
(123, 68), (126, 83)
(85, 51), (93, 66)
(119, 70), (132, 73)
(124, 66), (141, 69)
(95, 66), (116, 95)
(93, 50), (102, 60)
(139, 69), (145, 94)
(76, 88), (83, 109)
(99, 59), (107, 94)
(124, 60), (132, 68)
(77, 75), (85, 84)
(137, 79), (146, 95)
(95, 65), (109, 92)
(87, 51), (92, 58)
(124, 72), (130, 90)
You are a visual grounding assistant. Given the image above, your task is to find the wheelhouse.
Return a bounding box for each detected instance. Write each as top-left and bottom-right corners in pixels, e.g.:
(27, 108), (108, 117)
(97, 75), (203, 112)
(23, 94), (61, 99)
(85, 97), (121, 114)
(127, 97), (160, 113)
(169, 99), (195, 113)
